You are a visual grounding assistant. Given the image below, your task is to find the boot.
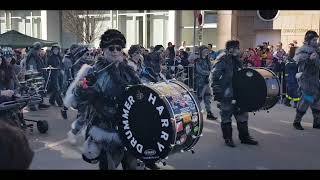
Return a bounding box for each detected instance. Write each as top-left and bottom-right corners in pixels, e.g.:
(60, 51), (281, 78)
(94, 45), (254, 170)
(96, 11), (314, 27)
(237, 121), (258, 145)
(311, 109), (320, 129)
(145, 162), (161, 170)
(49, 100), (56, 106)
(207, 111), (218, 121)
(221, 123), (235, 147)
(28, 105), (37, 111)
(38, 103), (50, 109)
(313, 118), (320, 128)
(293, 110), (305, 130)
(293, 102), (298, 108)
(283, 97), (291, 107)
(61, 109), (68, 119)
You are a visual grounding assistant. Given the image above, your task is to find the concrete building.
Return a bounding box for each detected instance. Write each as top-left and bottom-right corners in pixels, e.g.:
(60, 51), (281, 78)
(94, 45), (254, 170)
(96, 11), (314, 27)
(219, 10), (320, 51)
(0, 10), (218, 50)
(1, 10), (320, 52)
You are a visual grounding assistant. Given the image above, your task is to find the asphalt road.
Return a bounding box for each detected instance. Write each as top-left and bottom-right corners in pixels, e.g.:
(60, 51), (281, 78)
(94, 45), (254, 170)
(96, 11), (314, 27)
(26, 101), (320, 170)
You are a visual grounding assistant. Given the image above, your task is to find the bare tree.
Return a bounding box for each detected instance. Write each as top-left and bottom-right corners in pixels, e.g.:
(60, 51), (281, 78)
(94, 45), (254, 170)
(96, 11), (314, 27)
(62, 10), (108, 44)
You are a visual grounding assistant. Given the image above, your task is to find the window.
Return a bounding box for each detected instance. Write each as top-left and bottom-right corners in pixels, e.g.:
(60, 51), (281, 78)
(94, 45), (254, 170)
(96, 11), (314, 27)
(146, 14), (168, 47)
(0, 11), (6, 34)
(203, 10), (217, 24)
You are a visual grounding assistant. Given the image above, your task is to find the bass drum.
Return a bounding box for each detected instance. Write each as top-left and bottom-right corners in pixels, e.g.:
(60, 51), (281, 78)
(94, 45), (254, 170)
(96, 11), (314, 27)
(233, 67), (280, 113)
(118, 80), (203, 163)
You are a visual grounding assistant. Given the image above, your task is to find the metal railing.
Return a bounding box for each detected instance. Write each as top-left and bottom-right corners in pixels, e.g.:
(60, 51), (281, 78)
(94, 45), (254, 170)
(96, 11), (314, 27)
(164, 65), (196, 91)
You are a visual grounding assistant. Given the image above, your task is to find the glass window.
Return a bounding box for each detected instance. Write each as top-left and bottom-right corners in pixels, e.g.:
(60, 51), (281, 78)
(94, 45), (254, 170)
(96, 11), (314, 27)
(32, 17), (41, 38)
(146, 14), (168, 47)
(204, 11), (217, 24)
(0, 10), (6, 34)
(25, 18), (31, 36)
(11, 10), (30, 18)
(11, 17), (25, 33)
(118, 10), (140, 14)
(118, 15), (134, 48)
(32, 10), (41, 16)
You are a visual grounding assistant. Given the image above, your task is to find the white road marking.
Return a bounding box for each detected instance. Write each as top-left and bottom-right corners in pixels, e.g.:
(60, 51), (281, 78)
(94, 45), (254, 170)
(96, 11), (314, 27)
(204, 119), (284, 136)
(34, 138), (69, 153)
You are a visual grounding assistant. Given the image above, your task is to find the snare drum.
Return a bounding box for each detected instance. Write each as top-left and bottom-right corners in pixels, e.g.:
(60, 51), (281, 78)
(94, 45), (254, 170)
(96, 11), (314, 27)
(118, 80), (203, 163)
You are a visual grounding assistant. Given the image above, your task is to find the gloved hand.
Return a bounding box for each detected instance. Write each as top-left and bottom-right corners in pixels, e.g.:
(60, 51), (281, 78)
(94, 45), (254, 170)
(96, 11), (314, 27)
(0, 90), (14, 97)
(303, 93), (315, 104)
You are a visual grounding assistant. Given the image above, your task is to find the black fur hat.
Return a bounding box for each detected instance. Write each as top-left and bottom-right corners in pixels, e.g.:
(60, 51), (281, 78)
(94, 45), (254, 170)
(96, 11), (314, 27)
(304, 30), (319, 42)
(226, 40), (240, 50)
(99, 29), (126, 49)
(128, 45), (141, 56)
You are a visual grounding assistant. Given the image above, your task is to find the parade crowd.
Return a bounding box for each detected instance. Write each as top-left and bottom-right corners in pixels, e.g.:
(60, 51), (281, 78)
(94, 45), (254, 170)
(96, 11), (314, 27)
(1, 29), (320, 170)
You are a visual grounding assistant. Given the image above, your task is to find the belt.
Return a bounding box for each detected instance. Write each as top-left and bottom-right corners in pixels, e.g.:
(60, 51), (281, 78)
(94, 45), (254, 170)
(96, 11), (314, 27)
(286, 94), (301, 101)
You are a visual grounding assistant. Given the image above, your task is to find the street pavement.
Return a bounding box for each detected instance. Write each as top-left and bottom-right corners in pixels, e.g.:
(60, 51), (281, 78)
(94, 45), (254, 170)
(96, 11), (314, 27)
(26, 100), (320, 170)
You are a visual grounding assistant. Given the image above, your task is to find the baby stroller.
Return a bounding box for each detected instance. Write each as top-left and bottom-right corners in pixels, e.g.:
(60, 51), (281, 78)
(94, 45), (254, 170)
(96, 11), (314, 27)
(0, 94), (49, 133)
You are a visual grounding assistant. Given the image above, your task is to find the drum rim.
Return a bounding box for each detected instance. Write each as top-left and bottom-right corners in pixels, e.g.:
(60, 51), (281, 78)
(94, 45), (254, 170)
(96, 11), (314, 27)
(253, 67), (281, 110)
(169, 80), (203, 151)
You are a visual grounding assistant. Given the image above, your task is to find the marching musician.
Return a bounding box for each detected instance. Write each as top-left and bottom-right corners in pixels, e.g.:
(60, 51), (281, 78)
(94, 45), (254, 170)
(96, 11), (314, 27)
(1, 47), (20, 91)
(60, 44), (79, 119)
(71, 29), (141, 170)
(127, 44), (144, 75)
(283, 46), (300, 108)
(47, 45), (64, 107)
(211, 40), (258, 148)
(0, 57), (15, 103)
(293, 30), (320, 130)
(195, 45), (217, 121)
(25, 42), (50, 111)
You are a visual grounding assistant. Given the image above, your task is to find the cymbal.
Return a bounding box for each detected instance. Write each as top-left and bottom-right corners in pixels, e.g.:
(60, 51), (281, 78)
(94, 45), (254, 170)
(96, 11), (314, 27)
(42, 67), (60, 70)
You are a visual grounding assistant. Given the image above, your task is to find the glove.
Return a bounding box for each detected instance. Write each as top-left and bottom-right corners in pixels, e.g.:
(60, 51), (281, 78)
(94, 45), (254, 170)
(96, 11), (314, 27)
(85, 72), (97, 86)
(0, 90), (14, 97)
(303, 93), (315, 104)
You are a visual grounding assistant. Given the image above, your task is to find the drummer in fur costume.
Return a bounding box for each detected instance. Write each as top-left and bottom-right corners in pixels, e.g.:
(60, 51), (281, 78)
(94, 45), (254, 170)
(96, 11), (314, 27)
(211, 40), (258, 147)
(67, 29), (141, 170)
(293, 30), (320, 130)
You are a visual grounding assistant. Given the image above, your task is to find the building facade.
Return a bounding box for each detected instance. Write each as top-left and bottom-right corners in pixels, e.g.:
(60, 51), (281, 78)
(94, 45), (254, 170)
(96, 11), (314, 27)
(1, 10), (319, 52)
(220, 10), (320, 51)
(0, 10), (218, 50)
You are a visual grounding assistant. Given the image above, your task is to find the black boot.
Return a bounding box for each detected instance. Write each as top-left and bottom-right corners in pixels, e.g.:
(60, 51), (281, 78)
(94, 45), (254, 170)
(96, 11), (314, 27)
(293, 110), (305, 130)
(145, 162), (161, 170)
(293, 122), (304, 130)
(237, 121), (258, 145)
(311, 109), (320, 129)
(283, 98), (291, 107)
(293, 102), (298, 108)
(61, 109), (68, 119)
(221, 123), (235, 147)
(38, 103), (50, 109)
(207, 111), (218, 121)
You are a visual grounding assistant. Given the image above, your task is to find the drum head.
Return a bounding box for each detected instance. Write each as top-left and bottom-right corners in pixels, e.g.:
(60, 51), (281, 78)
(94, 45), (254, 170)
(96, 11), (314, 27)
(118, 85), (175, 163)
(233, 68), (267, 112)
